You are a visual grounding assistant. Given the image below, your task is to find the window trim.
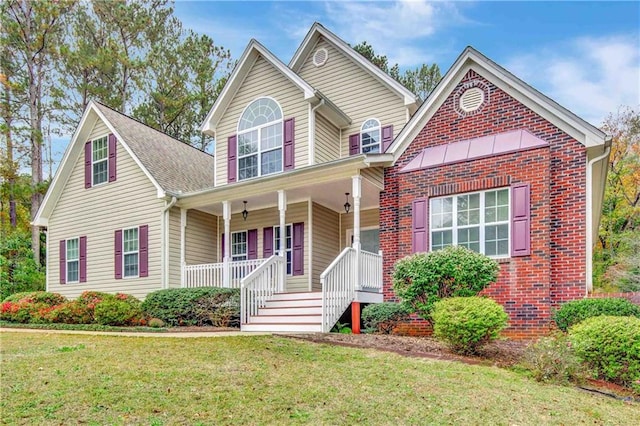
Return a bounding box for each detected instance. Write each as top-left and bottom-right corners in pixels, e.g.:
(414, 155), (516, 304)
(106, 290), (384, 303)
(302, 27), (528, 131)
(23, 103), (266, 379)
(66, 237), (80, 284)
(91, 135), (109, 186)
(429, 188), (511, 259)
(360, 118), (381, 154)
(122, 226), (139, 279)
(236, 97), (284, 181)
(274, 223), (293, 276)
(231, 230), (248, 262)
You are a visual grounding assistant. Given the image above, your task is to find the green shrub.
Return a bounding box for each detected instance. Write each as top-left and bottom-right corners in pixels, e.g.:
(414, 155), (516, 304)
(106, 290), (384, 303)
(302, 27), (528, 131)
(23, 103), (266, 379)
(44, 301), (93, 324)
(362, 302), (410, 334)
(148, 318), (165, 328)
(392, 246), (499, 321)
(94, 297), (143, 326)
(192, 291), (241, 327)
(521, 333), (587, 385)
(569, 316), (640, 392)
(553, 298), (640, 331)
(432, 296), (508, 355)
(141, 287), (240, 326)
(2, 291), (66, 306)
(3, 292), (39, 303)
(0, 291), (68, 323)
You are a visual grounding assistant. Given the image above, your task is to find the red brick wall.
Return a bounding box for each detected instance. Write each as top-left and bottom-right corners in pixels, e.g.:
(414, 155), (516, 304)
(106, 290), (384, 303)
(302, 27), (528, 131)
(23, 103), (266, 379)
(381, 70), (586, 337)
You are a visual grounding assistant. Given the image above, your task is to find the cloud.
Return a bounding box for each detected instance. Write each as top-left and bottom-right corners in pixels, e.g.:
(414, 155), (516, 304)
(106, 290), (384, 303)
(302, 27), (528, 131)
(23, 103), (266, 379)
(505, 35), (640, 126)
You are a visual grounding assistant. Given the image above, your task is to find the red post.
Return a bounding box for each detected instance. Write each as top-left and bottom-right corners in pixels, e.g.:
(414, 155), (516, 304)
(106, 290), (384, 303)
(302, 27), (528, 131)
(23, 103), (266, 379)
(351, 301), (361, 334)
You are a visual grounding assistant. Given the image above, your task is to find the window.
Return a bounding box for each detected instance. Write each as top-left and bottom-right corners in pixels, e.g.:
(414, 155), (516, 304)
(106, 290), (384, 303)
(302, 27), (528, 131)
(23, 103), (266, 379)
(274, 224), (293, 275)
(66, 238), (79, 283)
(361, 119), (381, 153)
(231, 231), (248, 261)
(123, 227), (139, 278)
(92, 136), (108, 185)
(430, 188), (510, 257)
(237, 98), (283, 180)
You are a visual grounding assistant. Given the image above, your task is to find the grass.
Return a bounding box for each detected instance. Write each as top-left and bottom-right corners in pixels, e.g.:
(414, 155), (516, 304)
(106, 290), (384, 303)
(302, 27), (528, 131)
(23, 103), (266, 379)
(1, 332), (638, 425)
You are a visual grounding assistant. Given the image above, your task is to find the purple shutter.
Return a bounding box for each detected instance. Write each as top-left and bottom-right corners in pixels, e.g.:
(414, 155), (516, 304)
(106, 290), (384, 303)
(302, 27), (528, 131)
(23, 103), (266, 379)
(349, 134), (361, 155)
(79, 236), (87, 283)
(114, 230), (122, 279)
(382, 125), (394, 152)
(292, 222), (304, 276)
(412, 198), (428, 253)
(221, 233), (225, 261)
(283, 117), (295, 171)
(59, 240), (66, 284)
(227, 135), (237, 183)
(139, 225), (149, 277)
(263, 227), (274, 258)
(511, 183), (531, 256)
(247, 229), (258, 260)
(84, 141), (92, 188)
(108, 133), (117, 182)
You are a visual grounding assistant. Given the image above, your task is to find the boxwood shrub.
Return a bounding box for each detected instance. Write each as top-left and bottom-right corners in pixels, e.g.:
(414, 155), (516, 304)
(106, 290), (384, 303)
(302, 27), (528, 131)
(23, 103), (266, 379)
(569, 316), (640, 392)
(553, 298), (640, 331)
(94, 296), (144, 326)
(361, 302), (409, 334)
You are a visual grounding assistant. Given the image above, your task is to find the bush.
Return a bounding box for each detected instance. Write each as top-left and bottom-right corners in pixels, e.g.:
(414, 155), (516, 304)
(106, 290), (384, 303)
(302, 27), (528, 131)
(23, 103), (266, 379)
(44, 301), (93, 324)
(148, 318), (165, 328)
(2, 291), (66, 306)
(141, 287), (240, 326)
(0, 291), (68, 324)
(521, 333), (587, 385)
(392, 246), (499, 321)
(569, 316), (640, 392)
(553, 297), (640, 331)
(94, 297), (143, 326)
(362, 303), (410, 334)
(432, 297), (508, 355)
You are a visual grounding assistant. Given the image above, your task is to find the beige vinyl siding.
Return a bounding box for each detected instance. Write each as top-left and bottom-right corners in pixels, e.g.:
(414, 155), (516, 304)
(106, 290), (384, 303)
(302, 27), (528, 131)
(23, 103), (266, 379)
(361, 167), (384, 188)
(340, 208), (380, 250)
(215, 56), (309, 186)
(167, 207), (181, 288)
(186, 209), (217, 264)
(311, 202), (340, 291)
(47, 118), (165, 300)
(315, 113), (340, 163)
(298, 39), (407, 156)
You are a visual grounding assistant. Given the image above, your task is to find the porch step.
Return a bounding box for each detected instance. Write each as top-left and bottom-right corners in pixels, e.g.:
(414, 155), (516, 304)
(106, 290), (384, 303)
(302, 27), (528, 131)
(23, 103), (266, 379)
(242, 291), (323, 333)
(269, 292), (322, 301)
(258, 306), (322, 316)
(264, 298), (322, 308)
(241, 322), (323, 332)
(248, 314), (322, 324)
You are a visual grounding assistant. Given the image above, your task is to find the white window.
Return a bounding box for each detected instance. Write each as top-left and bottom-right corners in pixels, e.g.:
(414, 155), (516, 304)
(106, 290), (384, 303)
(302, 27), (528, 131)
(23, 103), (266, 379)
(92, 136), (108, 185)
(430, 188), (510, 257)
(231, 231), (248, 261)
(361, 119), (381, 153)
(237, 98), (283, 180)
(274, 224), (293, 275)
(66, 238), (79, 283)
(123, 227), (139, 278)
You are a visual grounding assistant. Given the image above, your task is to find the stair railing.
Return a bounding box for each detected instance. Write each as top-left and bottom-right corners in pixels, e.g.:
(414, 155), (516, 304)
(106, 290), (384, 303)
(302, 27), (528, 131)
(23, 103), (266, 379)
(320, 247), (356, 332)
(240, 255), (285, 325)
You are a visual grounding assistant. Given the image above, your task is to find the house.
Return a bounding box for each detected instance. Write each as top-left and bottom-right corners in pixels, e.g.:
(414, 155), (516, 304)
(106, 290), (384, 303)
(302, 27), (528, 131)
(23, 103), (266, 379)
(34, 23), (609, 336)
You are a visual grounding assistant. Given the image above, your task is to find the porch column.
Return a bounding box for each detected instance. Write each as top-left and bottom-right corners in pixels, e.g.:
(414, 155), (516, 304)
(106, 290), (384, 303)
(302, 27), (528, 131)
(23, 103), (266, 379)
(352, 175), (362, 290)
(180, 208), (187, 287)
(223, 200), (231, 288)
(278, 190), (287, 292)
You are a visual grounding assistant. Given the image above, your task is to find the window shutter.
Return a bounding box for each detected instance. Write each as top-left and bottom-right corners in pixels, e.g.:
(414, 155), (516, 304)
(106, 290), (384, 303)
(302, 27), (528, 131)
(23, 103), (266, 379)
(139, 225), (149, 277)
(247, 229), (258, 260)
(292, 222), (304, 276)
(349, 134), (360, 155)
(263, 227), (274, 258)
(84, 141), (92, 188)
(79, 236), (87, 283)
(412, 198), (428, 253)
(108, 133), (117, 182)
(59, 240), (66, 284)
(227, 135), (237, 183)
(511, 183), (531, 256)
(114, 229), (122, 279)
(382, 125), (394, 152)
(283, 117), (295, 171)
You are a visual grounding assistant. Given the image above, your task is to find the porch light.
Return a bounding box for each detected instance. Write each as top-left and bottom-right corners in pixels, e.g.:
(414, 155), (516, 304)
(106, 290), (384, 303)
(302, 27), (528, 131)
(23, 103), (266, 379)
(242, 201), (249, 221)
(344, 193), (351, 214)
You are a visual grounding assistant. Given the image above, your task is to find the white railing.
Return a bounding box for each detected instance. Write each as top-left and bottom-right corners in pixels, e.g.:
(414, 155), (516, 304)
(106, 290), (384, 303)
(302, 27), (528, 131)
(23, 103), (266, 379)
(359, 250), (383, 291)
(240, 255), (285, 325)
(320, 247), (356, 332)
(182, 259), (264, 288)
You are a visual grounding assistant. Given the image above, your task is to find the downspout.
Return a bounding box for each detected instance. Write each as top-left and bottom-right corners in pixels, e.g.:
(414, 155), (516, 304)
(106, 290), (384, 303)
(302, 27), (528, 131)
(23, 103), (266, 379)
(161, 196), (178, 289)
(309, 99), (324, 165)
(585, 138), (611, 294)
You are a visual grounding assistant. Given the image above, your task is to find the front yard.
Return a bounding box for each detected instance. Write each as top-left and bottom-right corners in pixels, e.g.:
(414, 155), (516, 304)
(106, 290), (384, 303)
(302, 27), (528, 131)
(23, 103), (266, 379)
(1, 332), (638, 425)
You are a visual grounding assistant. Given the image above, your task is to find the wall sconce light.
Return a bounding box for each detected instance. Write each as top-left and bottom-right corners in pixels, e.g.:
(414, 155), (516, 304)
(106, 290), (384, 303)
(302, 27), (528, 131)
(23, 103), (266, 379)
(344, 193), (351, 214)
(242, 201), (249, 221)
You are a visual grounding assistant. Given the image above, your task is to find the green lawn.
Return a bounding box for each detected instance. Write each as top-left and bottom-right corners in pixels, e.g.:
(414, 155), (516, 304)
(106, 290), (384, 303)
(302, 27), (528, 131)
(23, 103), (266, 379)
(1, 332), (638, 425)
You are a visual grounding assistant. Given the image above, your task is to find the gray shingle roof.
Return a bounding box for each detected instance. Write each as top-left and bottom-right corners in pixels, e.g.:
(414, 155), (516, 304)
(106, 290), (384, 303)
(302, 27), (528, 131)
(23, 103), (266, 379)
(94, 102), (215, 194)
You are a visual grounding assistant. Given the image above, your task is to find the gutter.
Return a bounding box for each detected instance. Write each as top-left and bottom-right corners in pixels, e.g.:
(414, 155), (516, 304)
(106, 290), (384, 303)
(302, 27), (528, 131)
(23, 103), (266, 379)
(161, 196), (178, 289)
(309, 99), (325, 165)
(585, 137), (612, 293)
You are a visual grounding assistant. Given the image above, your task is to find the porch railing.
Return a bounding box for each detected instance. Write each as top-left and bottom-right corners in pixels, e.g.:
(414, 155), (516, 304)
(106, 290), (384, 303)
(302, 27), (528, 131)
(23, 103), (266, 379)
(320, 247), (356, 332)
(240, 255), (285, 325)
(359, 250), (383, 291)
(182, 258), (264, 288)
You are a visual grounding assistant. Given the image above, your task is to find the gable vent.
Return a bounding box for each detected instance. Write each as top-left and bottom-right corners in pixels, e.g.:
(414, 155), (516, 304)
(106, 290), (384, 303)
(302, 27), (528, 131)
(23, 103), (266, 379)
(459, 87), (484, 112)
(313, 48), (328, 67)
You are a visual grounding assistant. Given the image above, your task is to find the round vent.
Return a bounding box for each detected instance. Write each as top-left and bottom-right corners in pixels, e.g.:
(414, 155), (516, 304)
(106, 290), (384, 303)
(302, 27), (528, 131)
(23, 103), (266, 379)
(313, 48), (328, 67)
(459, 87), (485, 112)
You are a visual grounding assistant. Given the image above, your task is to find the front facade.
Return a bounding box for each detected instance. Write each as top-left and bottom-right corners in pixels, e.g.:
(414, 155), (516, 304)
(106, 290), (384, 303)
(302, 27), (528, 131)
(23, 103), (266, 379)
(35, 23), (609, 335)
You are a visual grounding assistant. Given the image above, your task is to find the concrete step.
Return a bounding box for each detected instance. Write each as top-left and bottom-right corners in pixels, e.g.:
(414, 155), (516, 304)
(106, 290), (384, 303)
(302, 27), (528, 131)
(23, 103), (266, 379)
(265, 298), (323, 308)
(269, 292), (321, 301)
(248, 314), (322, 324)
(258, 306), (322, 316)
(241, 322), (323, 332)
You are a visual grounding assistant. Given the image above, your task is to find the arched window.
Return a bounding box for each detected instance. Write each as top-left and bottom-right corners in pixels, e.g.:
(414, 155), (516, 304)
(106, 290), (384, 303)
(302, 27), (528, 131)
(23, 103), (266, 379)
(237, 98), (283, 180)
(361, 119), (381, 153)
